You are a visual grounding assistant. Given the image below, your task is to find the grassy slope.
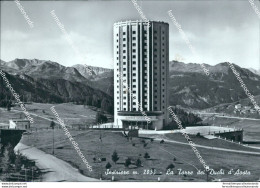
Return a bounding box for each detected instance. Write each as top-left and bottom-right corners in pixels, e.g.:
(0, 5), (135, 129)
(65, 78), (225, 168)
(2, 103), (259, 182)
(21, 130), (260, 182)
(0, 103), (99, 129)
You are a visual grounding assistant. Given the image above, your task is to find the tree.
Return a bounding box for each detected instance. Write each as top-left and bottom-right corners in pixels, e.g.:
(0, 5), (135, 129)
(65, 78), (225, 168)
(124, 157), (131, 168)
(7, 101), (11, 111)
(15, 153), (23, 172)
(96, 112), (108, 124)
(85, 96), (92, 106)
(2, 146), (11, 179)
(112, 151), (119, 164)
(5, 144), (15, 163)
(135, 159), (142, 167)
(144, 152), (150, 159)
(50, 121), (56, 129)
(105, 162), (112, 169)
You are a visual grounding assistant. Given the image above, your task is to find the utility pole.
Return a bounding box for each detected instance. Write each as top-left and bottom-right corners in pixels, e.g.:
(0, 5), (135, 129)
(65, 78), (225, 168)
(32, 168), (34, 182)
(52, 128), (54, 155)
(25, 168), (27, 182)
(50, 121), (56, 155)
(99, 122), (102, 180)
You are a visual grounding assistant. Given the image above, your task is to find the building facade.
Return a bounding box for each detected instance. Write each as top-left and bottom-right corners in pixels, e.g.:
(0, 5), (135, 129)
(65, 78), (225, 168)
(114, 21), (169, 130)
(9, 119), (30, 129)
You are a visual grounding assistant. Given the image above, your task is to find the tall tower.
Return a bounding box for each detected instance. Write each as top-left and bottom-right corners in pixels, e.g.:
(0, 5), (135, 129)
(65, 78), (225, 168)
(114, 21), (169, 130)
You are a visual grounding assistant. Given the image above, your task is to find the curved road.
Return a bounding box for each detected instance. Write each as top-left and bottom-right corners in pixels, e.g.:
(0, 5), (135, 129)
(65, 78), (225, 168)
(14, 143), (99, 182)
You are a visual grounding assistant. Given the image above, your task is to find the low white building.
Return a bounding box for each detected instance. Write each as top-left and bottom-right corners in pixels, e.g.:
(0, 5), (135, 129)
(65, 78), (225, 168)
(9, 119), (30, 130)
(235, 104), (242, 110)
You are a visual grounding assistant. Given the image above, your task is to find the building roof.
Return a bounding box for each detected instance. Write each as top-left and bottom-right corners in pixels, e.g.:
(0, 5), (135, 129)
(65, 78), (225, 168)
(10, 119), (30, 122)
(114, 20), (169, 26)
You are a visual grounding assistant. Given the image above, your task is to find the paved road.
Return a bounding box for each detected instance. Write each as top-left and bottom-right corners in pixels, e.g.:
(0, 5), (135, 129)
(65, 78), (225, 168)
(14, 143), (98, 182)
(12, 109), (59, 123)
(154, 136), (260, 156)
(197, 112), (260, 121)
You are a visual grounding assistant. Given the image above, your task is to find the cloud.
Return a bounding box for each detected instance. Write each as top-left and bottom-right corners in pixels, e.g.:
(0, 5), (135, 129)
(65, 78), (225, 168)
(0, 0), (259, 70)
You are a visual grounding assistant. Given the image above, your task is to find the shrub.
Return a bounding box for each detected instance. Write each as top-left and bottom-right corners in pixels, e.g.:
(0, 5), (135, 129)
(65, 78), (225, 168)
(173, 158), (176, 161)
(144, 152), (150, 159)
(150, 138), (154, 142)
(132, 143), (136, 147)
(166, 163), (175, 170)
(135, 159), (142, 167)
(112, 151), (119, 164)
(124, 158), (131, 168)
(143, 143), (148, 147)
(93, 157), (96, 162)
(160, 140), (165, 144)
(105, 162), (112, 169)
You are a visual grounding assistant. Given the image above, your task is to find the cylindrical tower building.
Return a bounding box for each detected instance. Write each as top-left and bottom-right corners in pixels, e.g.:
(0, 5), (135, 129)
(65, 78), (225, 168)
(114, 20), (169, 130)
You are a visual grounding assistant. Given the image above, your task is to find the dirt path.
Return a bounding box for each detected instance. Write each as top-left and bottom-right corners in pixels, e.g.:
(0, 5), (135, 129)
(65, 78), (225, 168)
(14, 143), (99, 182)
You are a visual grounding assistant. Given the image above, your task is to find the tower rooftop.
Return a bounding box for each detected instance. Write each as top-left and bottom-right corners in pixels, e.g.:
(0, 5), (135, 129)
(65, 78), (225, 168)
(114, 20), (169, 26)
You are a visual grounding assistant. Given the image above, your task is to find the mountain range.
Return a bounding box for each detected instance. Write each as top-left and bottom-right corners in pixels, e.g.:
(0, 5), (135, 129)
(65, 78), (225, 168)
(0, 59), (113, 113)
(168, 61), (260, 109)
(1, 58), (260, 110)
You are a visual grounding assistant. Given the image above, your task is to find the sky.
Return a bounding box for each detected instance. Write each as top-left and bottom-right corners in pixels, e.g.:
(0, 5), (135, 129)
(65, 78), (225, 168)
(0, 0), (259, 70)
